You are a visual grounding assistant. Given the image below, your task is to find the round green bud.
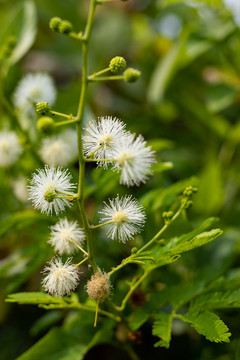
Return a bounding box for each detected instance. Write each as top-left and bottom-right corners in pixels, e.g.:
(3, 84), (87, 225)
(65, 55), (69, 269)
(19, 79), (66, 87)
(131, 247), (138, 254)
(162, 211), (168, 218)
(44, 190), (56, 203)
(49, 17), (61, 32)
(167, 211), (173, 219)
(123, 68), (141, 83)
(37, 116), (55, 134)
(35, 102), (51, 116)
(109, 56), (127, 74)
(59, 20), (73, 34)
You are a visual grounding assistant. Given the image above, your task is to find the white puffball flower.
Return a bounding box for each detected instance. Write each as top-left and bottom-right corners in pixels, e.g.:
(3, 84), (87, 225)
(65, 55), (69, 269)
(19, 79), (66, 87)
(13, 73), (56, 112)
(42, 257), (79, 297)
(112, 134), (155, 187)
(39, 129), (78, 167)
(83, 116), (128, 168)
(0, 131), (23, 167)
(99, 195), (146, 243)
(49, 218), (85, 255)
(28, 166), (76, 215)
(12, 176), (29, 202)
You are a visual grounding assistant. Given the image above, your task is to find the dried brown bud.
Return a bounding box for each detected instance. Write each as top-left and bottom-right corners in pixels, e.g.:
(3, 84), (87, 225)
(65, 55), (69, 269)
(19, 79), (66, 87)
(86, 270), (111, 302)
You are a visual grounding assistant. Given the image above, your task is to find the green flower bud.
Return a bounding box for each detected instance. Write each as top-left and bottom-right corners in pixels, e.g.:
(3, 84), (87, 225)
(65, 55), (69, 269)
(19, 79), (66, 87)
(35, 102), (51, 116)
(44, 190), (56, 203)
(123, 68), (141, 83)
(109, 56), (127, 74)
(59, 20), (73, 35)
(37, 116), (55, 134)
(49, 17), (61, 32)
(131, 247), (138, 254)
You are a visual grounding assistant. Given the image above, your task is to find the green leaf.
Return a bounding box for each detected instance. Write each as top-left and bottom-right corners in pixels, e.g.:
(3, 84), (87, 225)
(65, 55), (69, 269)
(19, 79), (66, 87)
(140, 176), (199, 210)
(0, 210), (52, 239)
(190, 290), (240, 312)
(152, 312), (173, 348)
(6, 292), (65, 305)
(130, 308), (149, 331)
(146, 218), (222, 271)
(180, 311), (231, 343)
(151, 162), (174, 174)
(16, 328), (87, 360)
(9, 1), (37, 65)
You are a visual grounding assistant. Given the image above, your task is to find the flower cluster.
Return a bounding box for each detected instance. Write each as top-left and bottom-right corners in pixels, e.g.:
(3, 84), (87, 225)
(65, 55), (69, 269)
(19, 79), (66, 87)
(49, 218), (85, 255)
(28, 166), (76, 215)
(99, 195), (146, 243)
(83, 116), (155, 186)
(42, 257), (79, 297)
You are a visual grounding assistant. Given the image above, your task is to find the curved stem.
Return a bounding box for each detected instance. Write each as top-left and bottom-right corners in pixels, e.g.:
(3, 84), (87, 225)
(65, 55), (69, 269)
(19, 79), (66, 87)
(116, 270), (150, 312)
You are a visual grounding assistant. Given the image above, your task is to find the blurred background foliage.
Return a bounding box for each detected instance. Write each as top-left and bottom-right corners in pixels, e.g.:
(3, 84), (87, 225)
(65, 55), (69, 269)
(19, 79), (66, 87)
(1, 0), (240, 359)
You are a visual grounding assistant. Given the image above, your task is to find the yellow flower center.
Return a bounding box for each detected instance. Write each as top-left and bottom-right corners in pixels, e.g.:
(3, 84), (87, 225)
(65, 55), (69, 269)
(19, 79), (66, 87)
(117, 151), (133, 167)
(98, 133), (113, 146)
(112, 210), (127, 225)
(60, 229), (73, 242)
(53, 267), (67, 281)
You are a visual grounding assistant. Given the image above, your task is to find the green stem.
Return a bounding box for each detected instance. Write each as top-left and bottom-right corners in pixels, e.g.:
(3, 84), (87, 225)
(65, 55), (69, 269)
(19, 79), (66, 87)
(88, 67), (110, 79)
(90, 221), (113, 229)
(70, 240), (88, 255)
(75, 256), (89, 267)
(75, 0), (98, 273)
(116, 270), (150, 312)
(51, 110), (73, 119)
(88, 75), (124, 82)
(137, 205), (183, 254)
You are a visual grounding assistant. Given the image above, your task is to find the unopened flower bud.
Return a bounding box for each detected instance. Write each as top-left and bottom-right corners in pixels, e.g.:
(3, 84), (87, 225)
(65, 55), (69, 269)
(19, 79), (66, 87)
(37, 116), (55, 134)
(35, 102), (51, 116)
(109, 56), (127, 74)
(59, 20), (73, 35)
(49, 17), (61, 32)
(86, 270), (111, 302)
(44, 190), (56, 203)
(124, 68), (141, 83)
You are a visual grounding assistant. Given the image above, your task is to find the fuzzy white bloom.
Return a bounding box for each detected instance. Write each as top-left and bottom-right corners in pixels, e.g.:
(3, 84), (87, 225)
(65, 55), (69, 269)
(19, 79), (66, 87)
(0, 131), (23, 167)
(39, 129), (78, 167)
(49, 218), (85, 255)
(13, 73), (56, 112)
(99, 195), (146, 242)
(12, 176), (29, 202)
(83, 116), (128, 168)
(42, 257), (79, 297)
(28, 166), (76, 215)
(112, 134), (155, 186)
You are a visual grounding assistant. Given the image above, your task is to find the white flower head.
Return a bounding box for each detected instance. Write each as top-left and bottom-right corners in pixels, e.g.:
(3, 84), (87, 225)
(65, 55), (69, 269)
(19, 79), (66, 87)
(99, 195), (146, 243)
(0, 131), (23, 167)
(39, 129), (78, 167)
(112, 134), (155, 187)
(83, 116), (128, 168)
(12, 176), (28, 202)
(42, 257), (79, 297)
(13, 73), (56, 113)
(49, 218), (85, 255)
(28, 166), (76, 215)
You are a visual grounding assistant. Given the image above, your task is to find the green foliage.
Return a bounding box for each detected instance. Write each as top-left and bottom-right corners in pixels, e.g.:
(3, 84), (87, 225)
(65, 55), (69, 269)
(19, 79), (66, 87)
(179, 311), (231, 343)
(152, 312), (173, 348)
